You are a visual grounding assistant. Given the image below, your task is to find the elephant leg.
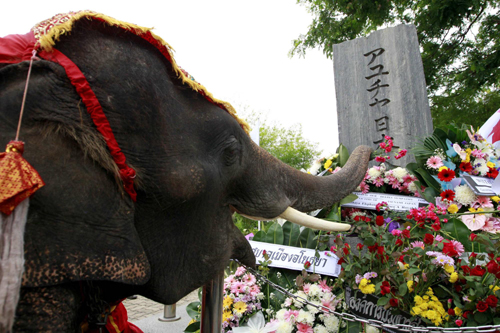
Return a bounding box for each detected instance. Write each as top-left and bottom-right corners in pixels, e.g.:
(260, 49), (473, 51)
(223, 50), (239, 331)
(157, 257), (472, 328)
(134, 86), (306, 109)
(14, 283), (83, 333)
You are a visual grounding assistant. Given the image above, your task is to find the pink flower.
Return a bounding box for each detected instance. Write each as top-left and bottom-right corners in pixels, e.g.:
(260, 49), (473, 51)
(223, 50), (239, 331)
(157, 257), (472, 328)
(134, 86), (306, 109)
(461, 214), (487, 231)
(284, 310), (299, 323)
(303, 283), (311, 294)
(473, 196), (494, 208)
(297, 323), (314, 333)
(319, 279), (332, 293)
(411, 241), (425, 249)
(483, 217), (500, 233)
(242, 273), (256, 285)
(235, 266), (246, 276)
(450, 240), (465, 256)
(321, 299), (334, 310)
(471, 149), (486, 159)
(426, 156), (444, 169)
(230, 281), (245, 295)
(249, 284), (260, 296)
(435, 235), (444, 242)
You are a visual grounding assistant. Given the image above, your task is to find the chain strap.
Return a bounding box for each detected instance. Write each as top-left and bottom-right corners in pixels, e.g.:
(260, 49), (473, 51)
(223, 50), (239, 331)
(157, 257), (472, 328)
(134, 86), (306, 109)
(232, 260), (500, 333)
(83, 281), (111, 333)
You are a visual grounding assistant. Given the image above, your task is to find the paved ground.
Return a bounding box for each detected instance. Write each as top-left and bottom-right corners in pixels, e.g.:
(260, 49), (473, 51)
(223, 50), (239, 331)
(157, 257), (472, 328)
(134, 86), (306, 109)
(123, 291), (199, 332)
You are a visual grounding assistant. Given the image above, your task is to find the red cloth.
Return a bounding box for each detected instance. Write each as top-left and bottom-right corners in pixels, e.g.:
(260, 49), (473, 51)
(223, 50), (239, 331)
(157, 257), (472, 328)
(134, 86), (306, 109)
(105, 302), (143, 333)
(0, 32), (36, 64)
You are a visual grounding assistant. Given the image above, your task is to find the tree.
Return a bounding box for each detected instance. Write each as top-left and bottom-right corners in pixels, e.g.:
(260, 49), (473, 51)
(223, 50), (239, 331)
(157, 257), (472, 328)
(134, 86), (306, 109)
(290, 0), (500, 129)
(242, 110), (322, 170)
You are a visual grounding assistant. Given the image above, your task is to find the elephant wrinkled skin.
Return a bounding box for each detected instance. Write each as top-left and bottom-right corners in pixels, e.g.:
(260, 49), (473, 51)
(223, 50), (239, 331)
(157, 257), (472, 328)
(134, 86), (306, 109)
(0, 18), (371, 331)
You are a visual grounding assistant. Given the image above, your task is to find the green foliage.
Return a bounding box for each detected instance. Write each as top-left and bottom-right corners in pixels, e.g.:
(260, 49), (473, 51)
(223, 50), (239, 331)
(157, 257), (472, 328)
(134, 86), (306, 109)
(291, 0), (500, 128)
(242, 109), (322, 170)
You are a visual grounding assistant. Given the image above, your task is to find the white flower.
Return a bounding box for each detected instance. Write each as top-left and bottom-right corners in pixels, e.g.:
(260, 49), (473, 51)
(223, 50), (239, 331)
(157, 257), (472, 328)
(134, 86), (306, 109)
(308, 161), (322, 175)
(297, 309), (315, 325)
(367, 167), (382, 179)
(313, 324), (329, 333)
(322, 292), (334, 302)
(275, 320), (294, 333)
(323, 314), (340, 332)
(408, 181), (418, 193)
(275, 309), (286, 321)
(454, 185), (477, 206)
(293, 291), (307, 308)
(232, 312), (279, 333)
(365, 324), (380, 333)
(308, 284), (321, 297)
(475, 158), (489, 176)
(392, 167), (408, 181)
(306, 301), (321, 315)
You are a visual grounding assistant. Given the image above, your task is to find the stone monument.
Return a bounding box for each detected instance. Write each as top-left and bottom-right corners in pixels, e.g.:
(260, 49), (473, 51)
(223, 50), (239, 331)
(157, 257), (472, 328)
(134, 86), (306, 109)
(333, 24), (433, 165)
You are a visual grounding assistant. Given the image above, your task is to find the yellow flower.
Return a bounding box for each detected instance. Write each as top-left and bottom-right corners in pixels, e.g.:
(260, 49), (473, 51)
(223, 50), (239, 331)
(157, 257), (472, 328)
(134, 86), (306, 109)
(444, 264), (454, 274)
(449, 272), (458, 283)
(414, 296), (423, 305)
(438, 166), (449, 172)
(232, 301), (247, 315)
(489, 285), (500, 292)
(419, 302), (429, 311)
(447, 204), (459, 214)
(469, 207), (477, 212)
(412, 306), (422, 315)
(426, 310), (439, 321)
(407, 281), (414, 292)
(223, 310), (232, 322)
(359, 278), (376, 294)
(487, 161), (496, 168)
(454, 307), (462, 316)
(426, 287), (434, 296)
(223, 296), (233, 309)
(324, 159), (333, 169)
(491, 196), (500, 203)
(463, 153), (471, 163)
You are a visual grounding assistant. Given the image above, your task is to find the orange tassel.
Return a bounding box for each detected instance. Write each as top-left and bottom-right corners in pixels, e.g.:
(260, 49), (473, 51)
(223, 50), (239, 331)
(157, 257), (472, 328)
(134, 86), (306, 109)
(0, 141), (44, 215)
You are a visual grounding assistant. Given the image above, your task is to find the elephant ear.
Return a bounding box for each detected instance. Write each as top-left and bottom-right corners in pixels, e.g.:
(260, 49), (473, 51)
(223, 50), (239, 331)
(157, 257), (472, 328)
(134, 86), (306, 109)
(4, 64), (151, 288)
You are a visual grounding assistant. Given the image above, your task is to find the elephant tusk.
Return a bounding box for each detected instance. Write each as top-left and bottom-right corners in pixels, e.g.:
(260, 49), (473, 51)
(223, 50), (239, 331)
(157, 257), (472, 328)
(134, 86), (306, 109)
(278, 207), (351, 232)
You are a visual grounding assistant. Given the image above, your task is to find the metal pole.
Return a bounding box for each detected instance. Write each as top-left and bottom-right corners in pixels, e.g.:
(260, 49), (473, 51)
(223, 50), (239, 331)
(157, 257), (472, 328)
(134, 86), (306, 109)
(200, 271), (224, 333)
(158, 303), (181, 322)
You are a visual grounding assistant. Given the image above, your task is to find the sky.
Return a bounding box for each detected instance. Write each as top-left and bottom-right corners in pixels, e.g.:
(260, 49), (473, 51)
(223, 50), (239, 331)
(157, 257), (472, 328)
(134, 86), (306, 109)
(1, 0), (340, 156)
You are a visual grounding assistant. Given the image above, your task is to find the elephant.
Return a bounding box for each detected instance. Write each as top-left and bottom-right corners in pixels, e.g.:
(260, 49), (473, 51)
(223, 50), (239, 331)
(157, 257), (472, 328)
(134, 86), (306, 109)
(0, 12), (372, 332)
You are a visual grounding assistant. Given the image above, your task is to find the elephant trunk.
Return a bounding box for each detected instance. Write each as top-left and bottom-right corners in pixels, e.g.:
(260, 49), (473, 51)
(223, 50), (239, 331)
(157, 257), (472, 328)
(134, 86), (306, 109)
(284, 145), (372, 213)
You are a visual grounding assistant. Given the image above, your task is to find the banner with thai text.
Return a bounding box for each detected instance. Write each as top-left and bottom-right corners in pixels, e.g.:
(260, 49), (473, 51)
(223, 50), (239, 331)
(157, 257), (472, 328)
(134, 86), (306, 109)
(342, 192), (428, 211)
(249, 240), (341, 277)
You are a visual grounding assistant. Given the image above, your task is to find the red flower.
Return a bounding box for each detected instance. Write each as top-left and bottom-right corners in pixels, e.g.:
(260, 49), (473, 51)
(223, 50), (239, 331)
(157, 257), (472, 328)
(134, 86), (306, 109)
(461, 265), (471, 275)
(476, 301), (489, 312)
(431, 222), (441, 231)
(389, 298), (398, 307)
(380, 281), (391, 295)
(469, 252), (477, 259)
(486, 260), (500, 275)
(469, 233), (477, 241)
(486, 295), (498, 307)
(462, 311), (472, 319)
(487, 167), (499, 179)
(375, 156), (386, 162)
(447, 308), (455, 316)
(337, 257), (345, 265)
(357, 243), (364, 250)
(402, 229), (410, 238)
(376, 215), (385, 226)
(440, 189), (455, 201)
(442, 241), (458, 257)
(437, 168), (456, 182)
(455, 319), (463, 327)
(377, 246), (385, 255)
(304, 261), (311, 269)
(263, 250), (267, 256)
(470, 265), (486, 277)
(423, 233), (434, 245)
(395, 239), (403, 246)
(368, 243), (379, 253)
(459, 162), (473, 173)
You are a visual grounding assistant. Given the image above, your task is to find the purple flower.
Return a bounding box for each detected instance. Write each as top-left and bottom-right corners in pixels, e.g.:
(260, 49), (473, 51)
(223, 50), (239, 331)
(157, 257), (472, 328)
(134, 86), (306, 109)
(385, 218), (400, 232)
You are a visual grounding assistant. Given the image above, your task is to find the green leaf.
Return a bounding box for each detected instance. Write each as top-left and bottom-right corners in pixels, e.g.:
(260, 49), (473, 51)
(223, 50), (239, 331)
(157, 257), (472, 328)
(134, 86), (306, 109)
(299, 228), (318, 249)
(184, 321), (200, 333)
(186, 301), (201, 319)
(282, 221), (301, 246)
(399, 282), (408, 296)
(377, 296), (389, 306)
(473, 311), (489, 324)
(337, 144), (350, 167)
(339, 193), (358, 205)
(442, 218), (474, 251)
(265, 222), (284, 244)
(408, 268), (421, 275)
(252, 230), (266, 242)
(415, 167), (441, 192)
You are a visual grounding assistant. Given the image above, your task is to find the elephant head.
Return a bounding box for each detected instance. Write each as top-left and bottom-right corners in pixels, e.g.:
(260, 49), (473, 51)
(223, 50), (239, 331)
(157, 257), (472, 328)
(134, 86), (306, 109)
(0, 13), (371, 331)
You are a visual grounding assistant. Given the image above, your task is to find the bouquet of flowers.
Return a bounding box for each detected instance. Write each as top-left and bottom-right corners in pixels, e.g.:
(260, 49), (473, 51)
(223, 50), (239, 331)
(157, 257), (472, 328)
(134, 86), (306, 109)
(334, 201), (500, 328)
(358, 163), (420, 196)
(270, 271), (343, 333)
(221, 266), (265, 332)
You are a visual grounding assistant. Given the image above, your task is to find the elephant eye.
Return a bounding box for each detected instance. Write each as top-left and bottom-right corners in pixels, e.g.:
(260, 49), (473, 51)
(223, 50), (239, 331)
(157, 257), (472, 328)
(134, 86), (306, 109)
(223, 137), (240, 166)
